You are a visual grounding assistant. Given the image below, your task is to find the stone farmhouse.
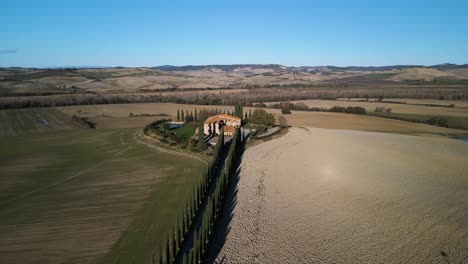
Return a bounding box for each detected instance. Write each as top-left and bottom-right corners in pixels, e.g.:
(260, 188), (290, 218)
(203, 114), (241, 137)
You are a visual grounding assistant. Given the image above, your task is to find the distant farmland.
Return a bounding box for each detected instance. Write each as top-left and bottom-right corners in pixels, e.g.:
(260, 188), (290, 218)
(0, 108), (86, 137)
(0, 127), (205, 264)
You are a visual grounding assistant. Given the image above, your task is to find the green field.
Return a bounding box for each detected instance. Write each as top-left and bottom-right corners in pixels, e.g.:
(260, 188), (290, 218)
(174, 122), (196, 139)
(370, 112), (468, 130)
(0, 128), (205, 264)
(0, 108), (86, 137)
(365, 72), (399, 80)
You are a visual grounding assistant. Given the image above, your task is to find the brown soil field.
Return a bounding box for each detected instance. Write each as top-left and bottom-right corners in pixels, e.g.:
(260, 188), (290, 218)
(57, 103), (468, 136)
(217, 127), (468, 263)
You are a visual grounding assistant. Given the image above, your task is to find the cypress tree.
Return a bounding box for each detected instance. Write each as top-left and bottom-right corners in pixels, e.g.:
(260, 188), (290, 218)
(245, 111), (248, 120)
(198, 118), (204, 146)
(200, 228), (204, 258)
(193, 188), (197, 212)
(186, 205), (190, 230)
(240, 104), (244, 119)
(181, 110), (185, 121)
(249, 109), (252, 118)
(182, 208), (186, 234)
(194, 109), (198, 121)
(159, 244), (164, 264)
(190, 201), (194, 219)
(212, 198), (216, 223)
(166, 236), (171, 264)
(176, 217), (182, 245)
(177, 110), (180, 121)
(186, 110), (189, 119)
(178, 223), (182, 248)
(193, 230), (198, 264)
(198, 229), (202, 262)
(173, 228), (177, 261)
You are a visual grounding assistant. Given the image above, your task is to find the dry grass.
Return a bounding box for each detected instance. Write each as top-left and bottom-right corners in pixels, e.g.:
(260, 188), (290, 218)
(383, 98), (468, 107)
(390, 68), (460, 81)
(217, 127), (468, 263)
(275, 99), (468, 117)
(282, 111), (466, 136)
(57, 103), (468, 136)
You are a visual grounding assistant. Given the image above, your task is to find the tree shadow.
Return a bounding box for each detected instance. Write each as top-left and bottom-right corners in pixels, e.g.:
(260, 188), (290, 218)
(204, 145), (245, 263)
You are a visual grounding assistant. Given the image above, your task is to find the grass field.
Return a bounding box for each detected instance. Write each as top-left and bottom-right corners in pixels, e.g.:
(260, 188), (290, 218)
(365, 72), (399, 79)
(174, 122), (196, 139)
(0, 108), (86, 137)
(370, 112), (468, 130)
(382, 98), (468, 107)
(0, 128), (205, 264)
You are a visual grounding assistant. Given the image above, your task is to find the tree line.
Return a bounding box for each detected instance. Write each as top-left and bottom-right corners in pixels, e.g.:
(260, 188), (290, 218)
(265, 101), (367, 115)
(152, 127), (244, 263)
(2, 87), (468, 109)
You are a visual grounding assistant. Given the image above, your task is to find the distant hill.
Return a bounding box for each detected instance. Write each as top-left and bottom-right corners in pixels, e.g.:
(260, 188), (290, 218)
(154, 64), (468, 73)
(154, 64), (286, 72)
(1, 63), (468, 97)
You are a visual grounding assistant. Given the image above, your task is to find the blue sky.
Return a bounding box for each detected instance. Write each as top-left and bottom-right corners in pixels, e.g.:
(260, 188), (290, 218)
(2, 0), (468, 67)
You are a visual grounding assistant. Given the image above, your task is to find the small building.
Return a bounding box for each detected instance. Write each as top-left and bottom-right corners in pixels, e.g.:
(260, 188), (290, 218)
(203, 114), (241, 137)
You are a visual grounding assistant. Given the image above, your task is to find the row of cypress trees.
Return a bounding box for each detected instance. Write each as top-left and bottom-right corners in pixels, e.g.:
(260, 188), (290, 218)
(176, 109), (198, 122)
(179, 126), (243, 263)
(233, 104), (243, 120)
(176, 107), (250, 123)
(153, 126), (239, 264)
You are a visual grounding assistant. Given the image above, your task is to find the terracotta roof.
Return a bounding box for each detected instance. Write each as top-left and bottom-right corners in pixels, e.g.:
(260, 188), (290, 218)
(223, 125), (236, 133)
(204, 114), (241, 124)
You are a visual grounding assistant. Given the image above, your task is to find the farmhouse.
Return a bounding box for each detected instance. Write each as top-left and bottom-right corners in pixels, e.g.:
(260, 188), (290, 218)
(203, 114), (241, 137)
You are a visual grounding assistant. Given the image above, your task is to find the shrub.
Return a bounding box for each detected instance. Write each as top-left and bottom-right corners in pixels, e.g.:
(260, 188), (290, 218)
(330, 106), (366, 115)
(185, 114), (194, 123)
(169, 133), (182, 144)
(294, 102), (309, 110)
(427, 117), (448, 127)
(249, 109), (276, 126)
(281, 108), (292, 114)
(375, 107), (391, 113)
(374, 107), (384, 113)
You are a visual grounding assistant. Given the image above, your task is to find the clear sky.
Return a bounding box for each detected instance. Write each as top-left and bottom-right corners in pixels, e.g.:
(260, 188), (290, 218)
(2, 0), (468, 67)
